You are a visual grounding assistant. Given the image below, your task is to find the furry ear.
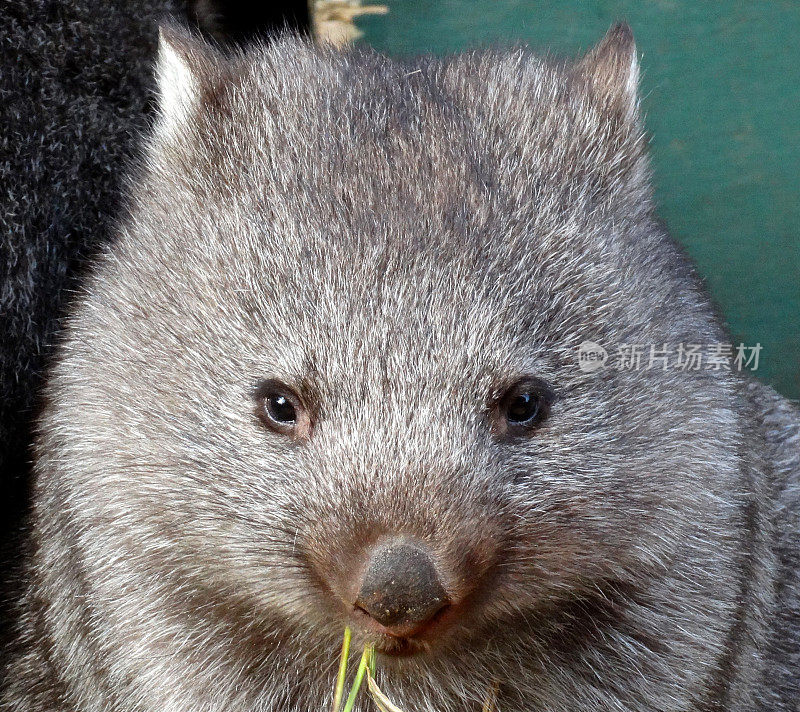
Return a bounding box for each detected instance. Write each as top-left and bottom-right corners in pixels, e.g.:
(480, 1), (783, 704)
(576, 22), (639, 121)
(156, 24), (220, 133)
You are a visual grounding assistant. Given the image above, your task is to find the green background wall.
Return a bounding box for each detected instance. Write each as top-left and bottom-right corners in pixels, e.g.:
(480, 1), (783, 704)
(356, 0), (800, 399)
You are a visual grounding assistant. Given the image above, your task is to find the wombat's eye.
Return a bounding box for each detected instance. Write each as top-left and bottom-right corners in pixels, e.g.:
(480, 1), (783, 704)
(495, 378), (553, 436)
(253, 380), (311, 440)
(506, 392), (540, 423)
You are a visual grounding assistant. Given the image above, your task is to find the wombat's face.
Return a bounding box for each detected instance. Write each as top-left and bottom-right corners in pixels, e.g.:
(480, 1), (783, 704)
(41, 25), (741, 701)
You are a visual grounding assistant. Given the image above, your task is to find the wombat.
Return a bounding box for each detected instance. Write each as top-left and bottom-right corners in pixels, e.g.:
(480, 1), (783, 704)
(2, 22), (799, 712)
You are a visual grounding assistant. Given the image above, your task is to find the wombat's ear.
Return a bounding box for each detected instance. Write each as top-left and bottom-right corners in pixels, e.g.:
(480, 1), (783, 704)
(575, 22), (639, 121)
(156, 24), (222, 133)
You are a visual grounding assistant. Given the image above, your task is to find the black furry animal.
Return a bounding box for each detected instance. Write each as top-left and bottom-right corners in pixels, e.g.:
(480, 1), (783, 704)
(2, 20), (799, 712)
(0, 0), (309, 644)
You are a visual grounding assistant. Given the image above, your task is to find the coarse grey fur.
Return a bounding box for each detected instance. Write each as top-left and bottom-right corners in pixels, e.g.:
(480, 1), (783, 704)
(2, 24), (799, 712)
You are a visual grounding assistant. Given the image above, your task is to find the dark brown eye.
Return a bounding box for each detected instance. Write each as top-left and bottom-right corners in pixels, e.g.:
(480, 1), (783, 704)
(266, 392), (296, 424)
(496, 378), (553, 435)
(506, 391), (540, 424)
(253, 380), (311, 440)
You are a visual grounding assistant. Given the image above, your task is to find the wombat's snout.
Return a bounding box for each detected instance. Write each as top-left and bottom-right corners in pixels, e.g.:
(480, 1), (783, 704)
(354, 541), (450, 637)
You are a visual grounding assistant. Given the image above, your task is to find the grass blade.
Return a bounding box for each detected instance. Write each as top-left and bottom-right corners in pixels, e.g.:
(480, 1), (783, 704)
(331, 627), (352, 712)
(341, 644), (372, 712)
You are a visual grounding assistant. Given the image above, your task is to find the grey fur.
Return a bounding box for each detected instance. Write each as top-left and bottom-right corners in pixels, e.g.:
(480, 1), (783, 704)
(3, 24), (798, 712)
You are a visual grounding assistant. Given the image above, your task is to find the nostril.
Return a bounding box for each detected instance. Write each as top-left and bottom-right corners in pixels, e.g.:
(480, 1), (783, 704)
(355, 540), (450, 634)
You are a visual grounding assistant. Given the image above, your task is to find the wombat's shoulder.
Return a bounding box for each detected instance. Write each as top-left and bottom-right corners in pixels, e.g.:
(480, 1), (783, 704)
(748, 379), (800, 506)
(746, 379), (800, 708)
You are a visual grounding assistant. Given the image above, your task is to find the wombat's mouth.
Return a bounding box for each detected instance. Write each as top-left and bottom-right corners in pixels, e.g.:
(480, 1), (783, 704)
(353, 600), (454, 657)
(373, 636), (420, 657)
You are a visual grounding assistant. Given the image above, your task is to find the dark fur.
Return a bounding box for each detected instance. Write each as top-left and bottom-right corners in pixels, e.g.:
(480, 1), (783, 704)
(187, 0), (311, 44)
(0, 0), (310, 649)
(0, 0), (171, 635)
(2, 17), (799, 712)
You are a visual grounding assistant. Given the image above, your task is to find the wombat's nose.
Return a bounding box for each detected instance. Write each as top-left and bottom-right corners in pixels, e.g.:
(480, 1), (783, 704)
(355, 541), (449, 636)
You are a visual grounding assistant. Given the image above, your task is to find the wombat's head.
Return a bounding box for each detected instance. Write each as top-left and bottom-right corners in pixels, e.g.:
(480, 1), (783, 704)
(38, 24), (743, 708)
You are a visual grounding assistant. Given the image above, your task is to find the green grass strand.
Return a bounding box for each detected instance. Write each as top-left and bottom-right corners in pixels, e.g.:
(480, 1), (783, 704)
(341, 644), (372, 712)
(331, 627), (352, 712)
